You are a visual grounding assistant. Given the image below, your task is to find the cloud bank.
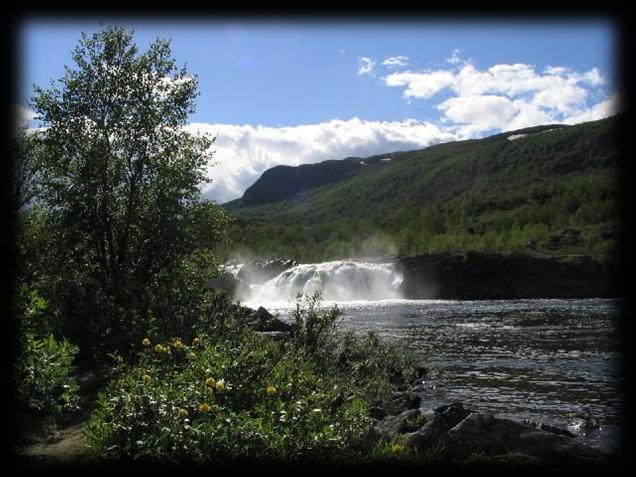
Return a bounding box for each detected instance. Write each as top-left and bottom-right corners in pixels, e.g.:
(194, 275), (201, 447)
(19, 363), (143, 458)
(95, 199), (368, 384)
(186, 118), (456, 202)
(383, 55), (620, 136)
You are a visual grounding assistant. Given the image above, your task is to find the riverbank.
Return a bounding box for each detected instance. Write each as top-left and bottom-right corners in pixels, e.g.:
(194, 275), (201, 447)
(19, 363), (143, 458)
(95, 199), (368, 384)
(13, 299), (623, 470)
(397, 252), (620, 300)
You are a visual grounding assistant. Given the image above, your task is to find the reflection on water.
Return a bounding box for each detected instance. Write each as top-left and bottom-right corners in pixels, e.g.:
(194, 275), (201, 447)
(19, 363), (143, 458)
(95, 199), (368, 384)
(266, 298), (623, 448)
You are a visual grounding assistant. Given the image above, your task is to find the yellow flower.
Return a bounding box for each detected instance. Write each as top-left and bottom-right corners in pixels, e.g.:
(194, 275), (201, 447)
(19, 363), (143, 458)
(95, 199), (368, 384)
(266, 385), (277, 397)
(142, 374), (152, 383)
(173, 339), (183, 350)
(142, 338), (151, 347)
(154, 344), (164, 354)
(205, 377), (216, 387)
(215, 379), (226, 392)
(178, 408), (188, 418)
(391, 443), (405, 455)
(187, 352), (196, 360)
(198, 403), (211, 414)
(192, 337), (201, 346)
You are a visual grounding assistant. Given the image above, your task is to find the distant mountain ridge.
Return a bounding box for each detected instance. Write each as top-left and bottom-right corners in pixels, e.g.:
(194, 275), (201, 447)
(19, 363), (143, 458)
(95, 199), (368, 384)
(224, 122), (570, 209)
(221, 115), (620, 263)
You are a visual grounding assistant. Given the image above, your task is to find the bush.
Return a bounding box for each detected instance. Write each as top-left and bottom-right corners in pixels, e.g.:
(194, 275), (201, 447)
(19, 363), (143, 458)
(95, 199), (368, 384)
(86, 330), (373, 464)
(288, 292), (341, 355)
(14, 285), (79, 416)
(85, 295), (425, 465)
(335, 330), (422, 415)
(16, 333), (80, 415)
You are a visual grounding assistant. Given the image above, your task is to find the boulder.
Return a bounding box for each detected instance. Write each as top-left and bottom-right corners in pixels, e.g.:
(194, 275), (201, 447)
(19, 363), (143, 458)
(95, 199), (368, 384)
(524, 418), (576, 438)
(257, 331), (290, 342)
(371, 409), (425, 442)
(206, 271), (247, 298)
(237, 258), (297, 284)
(237, 306), (292, 332)
(369, 401), (609, 463)
(391, 389), (422, 412)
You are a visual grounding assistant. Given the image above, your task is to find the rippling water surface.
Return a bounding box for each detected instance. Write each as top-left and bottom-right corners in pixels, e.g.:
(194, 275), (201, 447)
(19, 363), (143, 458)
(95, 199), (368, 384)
(261, 298), (623, 448)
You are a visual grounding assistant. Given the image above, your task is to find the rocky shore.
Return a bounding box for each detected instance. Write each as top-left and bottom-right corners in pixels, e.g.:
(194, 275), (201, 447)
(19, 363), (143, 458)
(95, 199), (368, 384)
(369, 400), (616, 466)
(229, 302), (619, 467)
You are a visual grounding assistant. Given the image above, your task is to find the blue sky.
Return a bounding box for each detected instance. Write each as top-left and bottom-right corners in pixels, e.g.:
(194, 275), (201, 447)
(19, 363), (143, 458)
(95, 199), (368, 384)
(18, 20), (621, 201)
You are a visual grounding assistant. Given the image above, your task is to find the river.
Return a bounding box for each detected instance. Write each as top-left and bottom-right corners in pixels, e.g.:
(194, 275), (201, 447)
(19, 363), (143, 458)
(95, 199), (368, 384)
(235, 260), (624, 451)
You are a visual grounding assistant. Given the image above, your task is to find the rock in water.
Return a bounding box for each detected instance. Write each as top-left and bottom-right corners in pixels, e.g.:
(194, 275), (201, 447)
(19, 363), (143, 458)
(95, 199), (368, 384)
(237, 306), (292, 332)
(368, 400), (609, 463)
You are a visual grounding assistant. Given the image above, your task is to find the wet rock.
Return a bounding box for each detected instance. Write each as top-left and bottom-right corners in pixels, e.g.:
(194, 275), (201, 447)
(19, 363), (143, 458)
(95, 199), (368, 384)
(468, 451), (543, 467)
(568, 416), (600, 437)
(524, 418), (576, 437)
(237, 306), (292, 332)
(438, 411), (604, 460)
(372, 401), (609, 463)
(207, 271), (245, 297)
(371, 409), (423, 441)
(435, 401), (473, 430)
(407, 410), (445, 449)
(392, 389), (422, 412)
(237, 258), (297, 284)
(257, 331), (290, 342)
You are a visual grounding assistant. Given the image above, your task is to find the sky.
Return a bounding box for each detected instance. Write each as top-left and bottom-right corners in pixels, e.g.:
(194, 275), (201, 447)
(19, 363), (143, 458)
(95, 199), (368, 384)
(17, 19), (622, 202)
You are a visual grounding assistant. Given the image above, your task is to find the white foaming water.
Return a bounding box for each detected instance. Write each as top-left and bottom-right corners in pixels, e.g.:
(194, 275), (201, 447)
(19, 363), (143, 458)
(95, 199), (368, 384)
(234, 260), (404, 305)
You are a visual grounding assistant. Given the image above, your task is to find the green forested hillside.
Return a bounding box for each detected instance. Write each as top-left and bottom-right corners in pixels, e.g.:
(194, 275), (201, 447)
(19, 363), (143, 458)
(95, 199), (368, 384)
(221, 115), (621, 263)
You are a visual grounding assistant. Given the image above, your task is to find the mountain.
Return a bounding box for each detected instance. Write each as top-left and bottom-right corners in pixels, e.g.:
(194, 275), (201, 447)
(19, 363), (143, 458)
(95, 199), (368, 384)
(221, 115), (622, 263)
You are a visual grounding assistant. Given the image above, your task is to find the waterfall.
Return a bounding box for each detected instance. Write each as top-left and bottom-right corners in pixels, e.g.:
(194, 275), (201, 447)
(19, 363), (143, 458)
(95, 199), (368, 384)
(232, 260), (404, 304)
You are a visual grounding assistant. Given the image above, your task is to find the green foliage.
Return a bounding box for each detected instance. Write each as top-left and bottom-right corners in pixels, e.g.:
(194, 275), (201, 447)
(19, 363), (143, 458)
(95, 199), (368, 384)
(85, 296), (425, 464)
(288, 293), (341, 355)
(26, 26), (231, 359)
(14, 286), (79, 416)
(223, 116), (621, 263)
(335, 329), (422, 414)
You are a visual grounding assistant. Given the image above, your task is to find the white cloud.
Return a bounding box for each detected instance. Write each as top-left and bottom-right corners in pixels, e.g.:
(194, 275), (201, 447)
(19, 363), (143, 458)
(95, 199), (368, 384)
(382, 56), (409, 68)
(446, 49), (464, 65)
(16, 105), (37, 128)
(384, 70), (455, 99)
(582, 67), (605, 86)
(382, 55), (618, 135)
(185, 118), (457, 202)
(563, 92), (622, 125)
(357, 57), (375, 75)
(437, 95), (517, 132)
(505, 99), (555, 130)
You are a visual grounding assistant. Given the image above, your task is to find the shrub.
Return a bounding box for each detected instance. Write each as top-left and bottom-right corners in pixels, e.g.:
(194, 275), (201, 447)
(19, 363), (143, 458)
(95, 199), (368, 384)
(14, 285), (79, 416)
(16, 333), (80, 415)
(85, 329), (373, 465)
(288, 292), (341, 355)
(85, 295), (426, 465)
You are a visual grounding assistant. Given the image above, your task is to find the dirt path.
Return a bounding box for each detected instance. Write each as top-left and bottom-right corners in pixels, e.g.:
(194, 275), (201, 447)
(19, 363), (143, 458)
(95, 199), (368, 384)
(16, 369), (106, 467)
(20, 421), (88, 465)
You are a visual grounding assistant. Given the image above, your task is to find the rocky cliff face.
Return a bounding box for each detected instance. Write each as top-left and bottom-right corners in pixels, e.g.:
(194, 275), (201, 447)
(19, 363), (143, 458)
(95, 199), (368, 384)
(397, 252), (620, 300)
